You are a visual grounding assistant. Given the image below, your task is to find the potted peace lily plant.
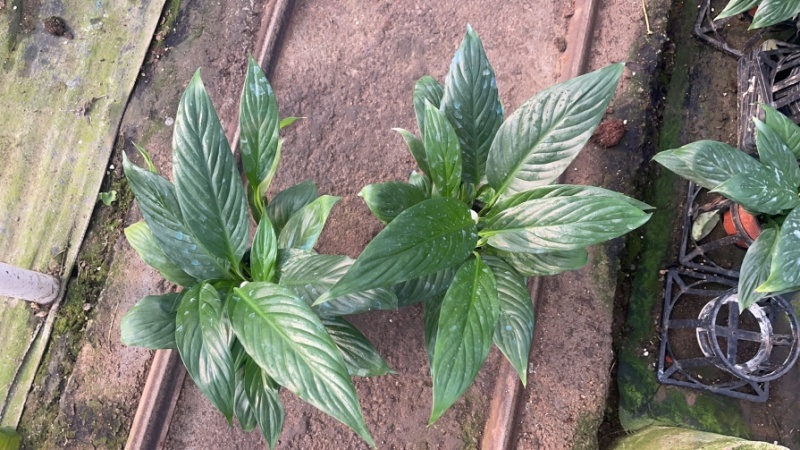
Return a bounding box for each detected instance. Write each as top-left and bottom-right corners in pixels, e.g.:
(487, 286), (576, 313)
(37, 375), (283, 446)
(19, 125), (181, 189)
(654, 104), (800, 310)
(315, 26), (653, 424)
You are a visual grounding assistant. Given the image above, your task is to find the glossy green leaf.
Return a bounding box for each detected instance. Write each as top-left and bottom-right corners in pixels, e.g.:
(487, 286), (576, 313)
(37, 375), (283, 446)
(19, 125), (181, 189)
(121, 293), (182, 349)
(175, 284), (235, 423)
(173, 71), (249, 268)
(482, 196), (650, 253)
(494, 248), (589, 276)
(234, 363), (258, 432)
(393, 128), (430, 176)
(716, 0), (759, 19)
(413, 75), (444, 138)
(251, 217), (278, 282)
(483, 255), (534, 385)
(124, 222), (195, 286)
(762, 104), (800, 159)
(751, 0), (800, 28)
(240, 56), (280, 205)
(423, 103), (462, 198)
(359, 181), (427, 224)
(738, 228), (778, 309)
(266, 180), (319, 234)
(430, 256), (498, 424)
(123, 153), (230, 280)
(278, 253), (398, 316)
(322, 317), (392, 377)
(754, 119), (800, 188)
(321, 197), (478, 302)
(243, 357), (284, 449)
(133, 142), (158, 174)
(230, 283), (373, 446)
(0, 427), (20, 450)
(391, 267), (456, 307)
(408, 170), (432, 196)
(247, 141), (282, 223)
(758, 208), (800, 294)
(277, 195), (340, 250)
(712, 169), (799, 215)
(653, 140), (761, 191)
(486, 63), (623, 198)
(442, 25), (504, 184)
(423, 293), (445, 364)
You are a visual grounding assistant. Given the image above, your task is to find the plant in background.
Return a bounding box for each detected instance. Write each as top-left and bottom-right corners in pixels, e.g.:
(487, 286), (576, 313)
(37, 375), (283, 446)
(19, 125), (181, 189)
(654, 105), (800, 310)
(315, 26), (653, 424)
(717, 0), (800, 29)
(120, 57), (396, 447)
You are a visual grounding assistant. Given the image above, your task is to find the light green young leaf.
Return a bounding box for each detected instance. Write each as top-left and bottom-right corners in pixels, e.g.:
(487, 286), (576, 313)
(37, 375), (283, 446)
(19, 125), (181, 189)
(125, 222), (196, 286)
(251, 217), (278, 282)
(322, 317), (393, 377)
(278, 253), (398, 316)
(391, 267), (456, 307)
(653, 141), (761, 191)
(441, 25), (504, 184)
(762, 104), (800, 159)
(321, 197), (478, 302)
(754, 119), (800, 188)
(493, 248), (589, 276)
(230, 283), (374, 446)
(691, 211), (721, 241)
(173, 70), (249, 268)
(482, 196), (650, 253)
(413, 75), (444, 138)
(423, 293), (445, 364)
(758, 208), (800, 294)
(738, 228), (778, 309)
(279, 116), (301, 129)
(133, 142), (158, 174)
(486, 63), (623, 198)
(359, 181), (427, 224)
(712, 170), (799, 215)
(266, 180), (319, 234)
(123, 153), (230, 280)
(243, 357), (285, 449)
(430, 256), (498, 424)
(751, 0), (800, 28)
(423, 103), (462, 198)
(175, 284), (236, 423)
(483, 255), (534, 385)
(0, 427), (21, 450)
(240, 56), (280, 202)
(278, 195), (340, 250)
(121, 293), (183, 349)
(393, 128), (430, 176)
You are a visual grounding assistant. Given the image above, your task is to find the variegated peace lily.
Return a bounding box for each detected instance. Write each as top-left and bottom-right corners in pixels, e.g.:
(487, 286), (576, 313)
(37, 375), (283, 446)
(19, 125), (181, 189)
(120, 57), (393, 447)
(654, 105), (800, 310)
(314, 26), (653, 424)
(716, 0), (800, 29)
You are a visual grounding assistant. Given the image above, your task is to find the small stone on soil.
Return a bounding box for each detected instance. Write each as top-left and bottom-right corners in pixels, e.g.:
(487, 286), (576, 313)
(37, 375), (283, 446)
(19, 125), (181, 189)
(43, 16), (73, 39)
(591, 118), (626, 148)
(554, 36), (567, 53)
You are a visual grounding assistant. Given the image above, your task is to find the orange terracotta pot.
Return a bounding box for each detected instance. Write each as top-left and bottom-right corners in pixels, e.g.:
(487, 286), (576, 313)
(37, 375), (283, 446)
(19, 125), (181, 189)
(722, 204), (761, 248)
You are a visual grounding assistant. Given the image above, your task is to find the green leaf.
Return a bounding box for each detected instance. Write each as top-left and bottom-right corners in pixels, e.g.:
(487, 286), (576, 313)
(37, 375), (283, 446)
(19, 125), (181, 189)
(133, 142), (158, 174)
(359, 181), (427, 224)
(230, 283), (374, 446)
(123, 153), (230, 280)
(251, 217), (278, 282)
(413, 76), (444, 138)
(751, 0), (800, 28)
(393, 128), (430, 176)
(0, 427), (21, 450)
(278, 253), (398, 316)
(408, 170), (432, 196)
(712, 170), (799, 215)
(423, 103), (462, 198)
(754, 119), (800, 188)
(98, 190), (117, 206)
(486, 63), (623, 198)
(423, 293), (445, 364)
(758, 208), (800, 294)
(442, 25), (504, 184)
(493, 248), (589, 276)
(322, 317), (393, 377)
(175, 284), (236, 423)
(125, 222), (195, 286)
(738, 228), (778, 309)
(322, 197), (478, 301)
(277, 195), (340, 250)
(173, 70), (249, 268)
(762, 104), (800, 159)
(653, 141), (761, 191)
(234, 363), (258, 432)
(267, 180), (319, 234)
(243, 357), (285, 449)
(391, 267), (456, 307)
(716, 0), (759, 19)
(240, 56), (280, 202)
(483, 255), (534, 385)
(430, 256), (498, 424)
(280, 116), (301, 129)
(121, 293), (182, 349)
(482, 196), (650, 253)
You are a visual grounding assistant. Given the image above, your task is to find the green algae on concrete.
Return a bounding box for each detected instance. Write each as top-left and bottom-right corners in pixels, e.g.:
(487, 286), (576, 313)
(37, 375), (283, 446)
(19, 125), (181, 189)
(612, 426), (787, 450)
(0, 0), (166, 428)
